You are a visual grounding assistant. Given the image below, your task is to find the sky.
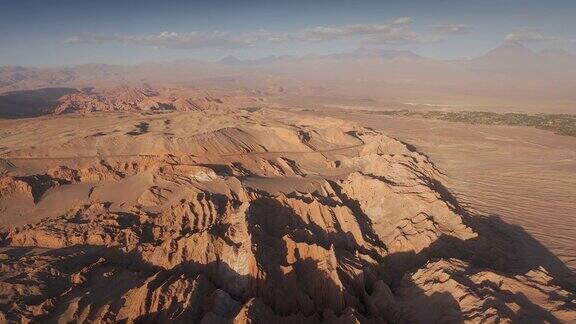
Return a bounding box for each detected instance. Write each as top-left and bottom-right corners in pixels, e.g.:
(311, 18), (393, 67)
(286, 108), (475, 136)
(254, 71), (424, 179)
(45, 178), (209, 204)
(1, 0), (575, 67)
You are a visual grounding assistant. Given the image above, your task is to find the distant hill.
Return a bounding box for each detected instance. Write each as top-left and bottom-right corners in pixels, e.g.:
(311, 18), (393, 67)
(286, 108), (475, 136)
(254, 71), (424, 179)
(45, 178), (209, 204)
(1, 44), (576, 110)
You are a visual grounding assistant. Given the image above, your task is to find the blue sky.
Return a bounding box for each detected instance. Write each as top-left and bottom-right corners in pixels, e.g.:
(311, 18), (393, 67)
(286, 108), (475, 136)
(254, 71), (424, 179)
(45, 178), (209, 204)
(1, 0), (575, 67)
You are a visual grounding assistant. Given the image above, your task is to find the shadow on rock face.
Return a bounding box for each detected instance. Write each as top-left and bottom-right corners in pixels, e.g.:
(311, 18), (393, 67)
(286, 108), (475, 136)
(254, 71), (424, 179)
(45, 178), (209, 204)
(383, 212), (575, 323)
(14, 174), (71, 203)
(0, 88), (79, 119)
(1, 206), (574, 323)
(0, 127), (574, 322)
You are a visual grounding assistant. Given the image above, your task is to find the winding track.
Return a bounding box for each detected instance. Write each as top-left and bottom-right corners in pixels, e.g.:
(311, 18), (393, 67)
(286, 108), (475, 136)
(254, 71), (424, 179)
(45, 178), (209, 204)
(0, 143), (366, 161)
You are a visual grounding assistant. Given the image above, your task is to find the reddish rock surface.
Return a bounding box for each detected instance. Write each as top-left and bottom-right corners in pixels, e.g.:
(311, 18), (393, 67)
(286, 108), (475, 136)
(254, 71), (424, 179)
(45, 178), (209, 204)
(0, 107), (574, 323)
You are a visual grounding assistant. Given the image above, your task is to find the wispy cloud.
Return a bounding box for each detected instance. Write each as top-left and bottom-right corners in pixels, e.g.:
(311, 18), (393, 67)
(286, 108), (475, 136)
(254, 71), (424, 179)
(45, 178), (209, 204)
(301, 23), (426, 43)
(504, 29), (575, 44)
(390, 17), (414, 25)
(299, 17), (438, 44)
(65, 17), (460, 50)
(366, 27), (439, 45)
(430, 23), (472, 35)
(65, 31), (252, 49)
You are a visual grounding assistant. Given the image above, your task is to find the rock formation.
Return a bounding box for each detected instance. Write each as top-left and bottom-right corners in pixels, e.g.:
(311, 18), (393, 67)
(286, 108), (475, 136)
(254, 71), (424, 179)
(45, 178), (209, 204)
(51, 85), (259, 115)
(0, 108), (574, 323)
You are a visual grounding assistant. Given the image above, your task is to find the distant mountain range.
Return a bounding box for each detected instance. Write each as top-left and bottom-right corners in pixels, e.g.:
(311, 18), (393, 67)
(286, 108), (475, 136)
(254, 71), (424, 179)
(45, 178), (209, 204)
(1, 42), (575, 109)
(218, 48), (423, 66)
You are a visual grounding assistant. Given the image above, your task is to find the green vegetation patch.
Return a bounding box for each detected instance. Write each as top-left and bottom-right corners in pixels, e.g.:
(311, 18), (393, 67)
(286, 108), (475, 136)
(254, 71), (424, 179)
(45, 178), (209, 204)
(363, 110), (576, 137)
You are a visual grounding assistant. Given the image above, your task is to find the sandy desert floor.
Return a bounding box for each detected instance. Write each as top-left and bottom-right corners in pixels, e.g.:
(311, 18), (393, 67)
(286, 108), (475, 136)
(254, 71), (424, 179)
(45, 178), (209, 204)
(307, 109), (576, 272)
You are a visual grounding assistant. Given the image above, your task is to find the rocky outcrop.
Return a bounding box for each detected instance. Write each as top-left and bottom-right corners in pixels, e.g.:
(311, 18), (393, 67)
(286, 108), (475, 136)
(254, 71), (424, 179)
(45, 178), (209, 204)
(400, 258), (576, 323)
(0, 110), (574, 323)
(51, 85), (248, 114)
(0, 176), (33, 199)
